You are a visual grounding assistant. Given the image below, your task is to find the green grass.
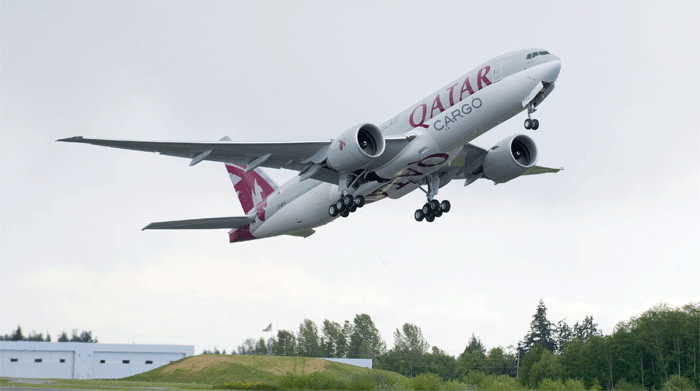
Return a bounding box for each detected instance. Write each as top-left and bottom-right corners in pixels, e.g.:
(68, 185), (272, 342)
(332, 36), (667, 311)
(125, 355), (404, 385)
(1, 355), (408, 391)
(0, 377), (212, 391)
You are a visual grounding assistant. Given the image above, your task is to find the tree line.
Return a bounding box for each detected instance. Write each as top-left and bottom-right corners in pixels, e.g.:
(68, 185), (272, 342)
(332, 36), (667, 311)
(216, 301), (699, 390)
(0, 325), (97, 342)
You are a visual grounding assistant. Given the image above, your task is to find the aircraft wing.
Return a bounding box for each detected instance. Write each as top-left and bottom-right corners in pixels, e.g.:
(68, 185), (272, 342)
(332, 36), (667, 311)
(143, 216), (252, 230)
(58, 136), (332, 171)
(57, 135), (410, 184)
(445, 143), (562, 185)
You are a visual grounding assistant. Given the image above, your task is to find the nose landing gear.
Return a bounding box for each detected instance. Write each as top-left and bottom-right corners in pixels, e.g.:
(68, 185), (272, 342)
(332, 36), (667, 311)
(524, 103), (540, 130)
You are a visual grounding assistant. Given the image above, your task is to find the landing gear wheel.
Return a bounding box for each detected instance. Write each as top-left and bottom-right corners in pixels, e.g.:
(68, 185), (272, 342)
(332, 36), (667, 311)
(532, 119), (539, 130)
(429, 199), (440, 212)
(524, 118), (533, 129)
(414, 209), (424, 222)
(336, 199), (345, 212)
(422, 203), (431, 216)
(340, 210), (350, 218)
(349, 204), (357, 213)
(329, 204), (339, 217)
(354, 195), (365, 208)
(426, 215), (435, 223)
(440, 200), (451, 213)
(434, 210), (443, 218)
(342, 194), (354, 208)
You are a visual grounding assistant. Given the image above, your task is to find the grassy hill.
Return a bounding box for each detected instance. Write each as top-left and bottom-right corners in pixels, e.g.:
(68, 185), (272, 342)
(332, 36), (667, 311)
(125, 355), (408, 388)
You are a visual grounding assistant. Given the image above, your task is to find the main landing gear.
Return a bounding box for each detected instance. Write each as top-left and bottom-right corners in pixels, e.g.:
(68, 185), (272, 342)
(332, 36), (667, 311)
(524, 103), (540, 130)
(414, 199), (451, 222)
(328, 194), (365, 218)
(414, 173), (451, 222)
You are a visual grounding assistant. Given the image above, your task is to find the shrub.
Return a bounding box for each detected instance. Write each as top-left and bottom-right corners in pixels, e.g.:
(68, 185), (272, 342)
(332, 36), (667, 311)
(662, 375), (696, 391)
(537, 378), (567, 391)
(278, 372), (348, 390)
(217, 381), (280, 390)
(441, 380), (478, 391)
(461, 371), (486, 388)
(479, 374), (524, 391)
(589, 379), (603, 391)
(613, 379), (642, 390)
(349, 374), (375, 391)
(410, 372), (443, 391)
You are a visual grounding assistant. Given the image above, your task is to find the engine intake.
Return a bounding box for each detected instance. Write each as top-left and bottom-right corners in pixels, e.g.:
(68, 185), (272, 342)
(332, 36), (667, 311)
(325, 123), (385, 173)
(483, 134), (538, 184)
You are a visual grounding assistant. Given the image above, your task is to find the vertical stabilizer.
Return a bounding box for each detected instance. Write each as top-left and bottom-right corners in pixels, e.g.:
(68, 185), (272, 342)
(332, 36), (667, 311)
(225, 163), (278, 215)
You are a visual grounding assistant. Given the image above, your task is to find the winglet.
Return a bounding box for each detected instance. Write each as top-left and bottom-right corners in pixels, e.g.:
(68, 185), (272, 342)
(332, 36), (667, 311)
(56, 136), (84, 142)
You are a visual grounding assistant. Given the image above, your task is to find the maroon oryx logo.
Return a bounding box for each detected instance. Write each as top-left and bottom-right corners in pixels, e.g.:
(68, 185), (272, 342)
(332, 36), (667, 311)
(338, 140), (346, 151)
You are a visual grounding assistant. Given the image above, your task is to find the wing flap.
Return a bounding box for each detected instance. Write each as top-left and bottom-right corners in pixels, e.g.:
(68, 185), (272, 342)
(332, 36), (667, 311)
(523, 165), (563, 175)
(142, 216), (252, 230)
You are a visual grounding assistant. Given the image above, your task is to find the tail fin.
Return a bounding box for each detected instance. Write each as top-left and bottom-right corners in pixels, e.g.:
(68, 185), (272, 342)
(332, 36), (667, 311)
(225, 163), (279, 214)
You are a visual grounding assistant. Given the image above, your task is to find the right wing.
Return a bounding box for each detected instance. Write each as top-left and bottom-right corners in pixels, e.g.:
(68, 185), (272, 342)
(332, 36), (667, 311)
(142, 216), (252, 230)
(58, 135), (409, 185)
(58, 136), (332, 171)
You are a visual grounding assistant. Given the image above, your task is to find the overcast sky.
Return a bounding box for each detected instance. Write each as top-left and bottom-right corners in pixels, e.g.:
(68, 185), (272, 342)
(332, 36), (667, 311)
(2, 1), (698, 356)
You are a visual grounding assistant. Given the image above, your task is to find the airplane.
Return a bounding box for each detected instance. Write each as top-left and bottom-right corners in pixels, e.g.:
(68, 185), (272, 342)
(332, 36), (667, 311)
(59, 48), (562, 243)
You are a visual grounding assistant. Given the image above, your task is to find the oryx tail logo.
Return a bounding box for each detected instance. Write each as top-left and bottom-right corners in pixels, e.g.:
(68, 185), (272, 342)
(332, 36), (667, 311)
(225, 164), (278, 221)
(338, 140), (346, 151)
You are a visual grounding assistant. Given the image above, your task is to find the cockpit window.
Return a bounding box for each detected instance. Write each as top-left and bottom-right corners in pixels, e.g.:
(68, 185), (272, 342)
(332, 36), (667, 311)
(527, 51), (550, 60)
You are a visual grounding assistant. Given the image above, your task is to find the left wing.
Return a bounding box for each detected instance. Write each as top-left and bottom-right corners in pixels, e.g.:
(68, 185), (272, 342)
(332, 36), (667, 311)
(444, 143), (562, 186)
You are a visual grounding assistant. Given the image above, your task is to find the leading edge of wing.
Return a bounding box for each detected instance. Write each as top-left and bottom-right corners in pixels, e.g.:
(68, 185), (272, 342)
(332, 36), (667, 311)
(142, 216), (252, 230)
(57, 136), (332, 171)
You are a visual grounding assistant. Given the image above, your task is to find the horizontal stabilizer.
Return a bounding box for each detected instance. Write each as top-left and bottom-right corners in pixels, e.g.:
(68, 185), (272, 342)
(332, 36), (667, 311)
(284, 228), (316, 238)
(143, 216), (251, 230)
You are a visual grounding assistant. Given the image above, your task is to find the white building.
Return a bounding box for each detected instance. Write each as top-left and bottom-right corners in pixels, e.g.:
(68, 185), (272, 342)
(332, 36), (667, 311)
(0, 341), (194, 379)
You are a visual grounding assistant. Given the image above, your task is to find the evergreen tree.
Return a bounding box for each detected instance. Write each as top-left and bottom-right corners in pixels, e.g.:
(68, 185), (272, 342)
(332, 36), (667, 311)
(457, 333), (487, 375)
(554, 319), (573, 353)
(26, 331), (44, 341)
(521, 300), (556, 353)
(57, 331), (69, 342)
(573, 315), (602, 340)
(11, 325), (24, 341)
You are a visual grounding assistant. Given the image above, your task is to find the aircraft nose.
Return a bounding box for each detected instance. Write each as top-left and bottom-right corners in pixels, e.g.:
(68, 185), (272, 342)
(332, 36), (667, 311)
(544, 58), (561, 83)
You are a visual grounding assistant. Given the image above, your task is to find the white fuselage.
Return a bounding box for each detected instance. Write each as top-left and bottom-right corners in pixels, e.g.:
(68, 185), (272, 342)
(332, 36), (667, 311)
(249, 49), (561, 239)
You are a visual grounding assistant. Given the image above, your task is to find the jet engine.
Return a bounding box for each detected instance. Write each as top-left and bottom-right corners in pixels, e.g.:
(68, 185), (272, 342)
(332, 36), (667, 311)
(325, 123), (385, 173)
(482, 134), (538, 184)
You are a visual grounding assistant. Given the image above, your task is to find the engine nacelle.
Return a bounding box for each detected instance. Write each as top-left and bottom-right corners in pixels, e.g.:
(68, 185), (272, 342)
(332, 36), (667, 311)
(325, 123), (385, 172)
(483, 134), (538, 184)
